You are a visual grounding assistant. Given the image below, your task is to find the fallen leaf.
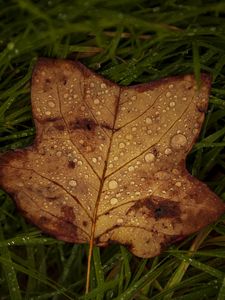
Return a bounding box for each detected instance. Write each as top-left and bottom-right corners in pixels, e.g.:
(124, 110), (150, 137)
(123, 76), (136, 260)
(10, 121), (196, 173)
(0, 58), (224, 260)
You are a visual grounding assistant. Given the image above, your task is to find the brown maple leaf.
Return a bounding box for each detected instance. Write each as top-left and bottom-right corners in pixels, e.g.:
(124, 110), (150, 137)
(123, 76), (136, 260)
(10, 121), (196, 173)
(0, 58), (224, 264)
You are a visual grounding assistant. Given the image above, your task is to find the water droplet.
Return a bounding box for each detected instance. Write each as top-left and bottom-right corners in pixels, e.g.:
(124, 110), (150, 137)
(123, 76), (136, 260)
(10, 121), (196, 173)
(110, 197), (118, 205)
(192, 128), (198, 135)
(126, 134), (133, 140)
(132, 127), (137, 132)
(69, 180), (77, 187)
(131, 95), (136, 100)
(144, 153), (155, 162)
(145, 117), (152, 124)
(117, 218), (123, 224)
(86, 146), (92, 152)
(108, 180), (118, 190)
(166, 92), (172, 97)
(56, 151), (62, 157)
(109, 163), (114, 168)
(169, 101), (176, 107)
(165, 148), (172, 155)
(94, 99), (100, 104)
(7, 42), (15, 50)
(101, 83), (106, 89)
(92, 157), (97, 163)
(175, 182), (182, 187)
(119, 142), (125, 149)
(155, 171), (170, 180)
(169, 84), (174, 89)
(90, 82), (95, 88)
(48, 101), (55, 108)
(182, 97), (187, 101)
(45, 111), (51, 116)
(172, 168), (179, 175)
(128, 166), (134, 172)
(171, 134), (187, 149)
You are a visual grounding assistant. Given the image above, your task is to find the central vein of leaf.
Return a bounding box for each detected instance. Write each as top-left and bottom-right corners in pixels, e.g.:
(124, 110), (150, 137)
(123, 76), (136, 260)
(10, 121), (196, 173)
(85, 87), (121, 292)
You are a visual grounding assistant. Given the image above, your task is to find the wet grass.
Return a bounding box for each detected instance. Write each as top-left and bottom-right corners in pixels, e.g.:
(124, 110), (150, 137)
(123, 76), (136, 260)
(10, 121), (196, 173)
(0, 0), (225, 299)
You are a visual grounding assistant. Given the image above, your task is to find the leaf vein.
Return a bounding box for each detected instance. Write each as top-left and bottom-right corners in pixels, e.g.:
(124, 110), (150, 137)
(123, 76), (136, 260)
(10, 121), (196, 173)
(2, 165), (93, 220)
(106, 97), (194, 179)
(54, 75), (101, 181)
(22, 190), (90, 238)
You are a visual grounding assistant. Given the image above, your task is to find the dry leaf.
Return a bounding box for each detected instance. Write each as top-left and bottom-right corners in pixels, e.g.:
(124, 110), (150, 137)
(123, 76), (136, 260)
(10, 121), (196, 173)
(0, 58), (224, 259)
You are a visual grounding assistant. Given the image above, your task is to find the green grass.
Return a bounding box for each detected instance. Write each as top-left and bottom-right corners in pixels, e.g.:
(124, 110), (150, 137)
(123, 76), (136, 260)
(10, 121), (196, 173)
(1, 0), (225, 299)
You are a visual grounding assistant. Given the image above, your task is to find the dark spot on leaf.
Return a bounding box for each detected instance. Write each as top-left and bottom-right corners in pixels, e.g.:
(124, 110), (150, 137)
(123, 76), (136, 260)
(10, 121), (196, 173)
(151, 147), (158, 157)
(83, 220), (87, 227)
(46, 195), (59, 201)
(127, 196), (181, 220)
(70, 118), (113, 133)
(54, 124), (65, 131)
(68, 161), (75, 169)
(43, 78), (52, 92)
(60, 75), (68, 85)
(61, 205), (75, 223)
(55, 220), (78, 241)
(45, 117), (62, 122)
(71, 118), (97, 131)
